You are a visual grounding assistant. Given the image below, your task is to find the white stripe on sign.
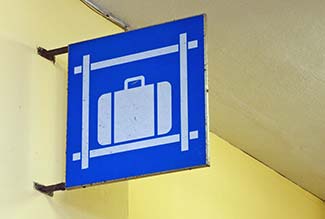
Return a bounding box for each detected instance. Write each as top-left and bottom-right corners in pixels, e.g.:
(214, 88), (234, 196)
(91, 134), (180, 158)
(72, 130), (199, 161)
(189, 130), (198, 139)
(81, 55), (90, 169)
(72, 153), (80, 161)
(188, 40), (198, 49)
(91, 45), (179, 70)
(73, 40), (198, 74)
(179, 33), (189, 151)
(74, 66), (82, 74)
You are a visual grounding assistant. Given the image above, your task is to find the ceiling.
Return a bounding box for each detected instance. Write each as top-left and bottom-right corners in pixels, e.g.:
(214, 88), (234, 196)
(89, 0), (325, 200)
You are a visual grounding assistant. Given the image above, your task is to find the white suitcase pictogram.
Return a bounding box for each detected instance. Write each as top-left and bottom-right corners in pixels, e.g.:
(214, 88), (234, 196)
(98, 75), (172, 146)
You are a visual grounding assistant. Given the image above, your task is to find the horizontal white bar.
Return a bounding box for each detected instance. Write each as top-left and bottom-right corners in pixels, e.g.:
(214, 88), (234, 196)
(91, 45), (179, 70)
(72, 130), (199, 161)
(71, 40), (198, 73)
(188, 40), (198, 49)
(72, 153), (80, 161)
(91, 134), (180, 158)
(190, 130), (198, 139)
(74, 66), (82, 74)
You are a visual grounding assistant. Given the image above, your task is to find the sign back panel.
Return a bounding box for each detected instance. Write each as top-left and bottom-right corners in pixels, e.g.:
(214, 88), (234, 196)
(66, 15), (208, 188)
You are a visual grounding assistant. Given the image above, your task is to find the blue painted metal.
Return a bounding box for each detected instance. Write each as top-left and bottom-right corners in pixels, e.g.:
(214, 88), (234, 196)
(66, 15), (208, 189)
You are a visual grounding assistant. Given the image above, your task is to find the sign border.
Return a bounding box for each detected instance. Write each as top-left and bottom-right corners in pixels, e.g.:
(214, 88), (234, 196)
(66, 14), (209, 189)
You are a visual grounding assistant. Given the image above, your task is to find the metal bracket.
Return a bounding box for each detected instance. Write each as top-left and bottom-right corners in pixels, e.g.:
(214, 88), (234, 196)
(37, 46), (68, 63)
(34, 182), (66, 197)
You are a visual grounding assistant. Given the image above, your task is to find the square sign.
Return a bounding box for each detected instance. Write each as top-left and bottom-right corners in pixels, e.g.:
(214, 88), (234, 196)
(66, 15), (208, 188)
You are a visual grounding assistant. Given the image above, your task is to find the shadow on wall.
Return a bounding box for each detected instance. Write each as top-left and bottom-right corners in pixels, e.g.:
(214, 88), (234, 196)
(51, 182), (128, 219)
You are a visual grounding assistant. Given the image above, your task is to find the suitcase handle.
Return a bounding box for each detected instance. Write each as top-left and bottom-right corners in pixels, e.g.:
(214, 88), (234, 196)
(124, 75), (145, 89)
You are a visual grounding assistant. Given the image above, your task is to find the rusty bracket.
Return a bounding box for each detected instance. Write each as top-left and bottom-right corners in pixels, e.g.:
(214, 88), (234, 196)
(34, 182), (66, 197)
(37, 46), (68, 63)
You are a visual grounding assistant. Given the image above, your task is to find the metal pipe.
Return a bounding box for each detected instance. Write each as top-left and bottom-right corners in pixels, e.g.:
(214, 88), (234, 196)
(80, 0), (129, 31)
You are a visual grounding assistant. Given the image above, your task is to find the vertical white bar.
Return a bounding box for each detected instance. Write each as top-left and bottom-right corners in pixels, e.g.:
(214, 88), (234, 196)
(82, 55), (90, 169)
(179, 33), (189, 151)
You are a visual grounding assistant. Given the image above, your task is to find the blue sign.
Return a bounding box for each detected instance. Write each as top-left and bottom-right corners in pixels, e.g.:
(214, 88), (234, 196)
(66, 15), (208, 188)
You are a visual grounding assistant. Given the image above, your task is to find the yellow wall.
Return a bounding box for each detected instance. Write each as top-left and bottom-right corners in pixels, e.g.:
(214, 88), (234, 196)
(1, 1), (324, 219)
(129, 133), (325, 219)
(0, 0), (127, 219)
